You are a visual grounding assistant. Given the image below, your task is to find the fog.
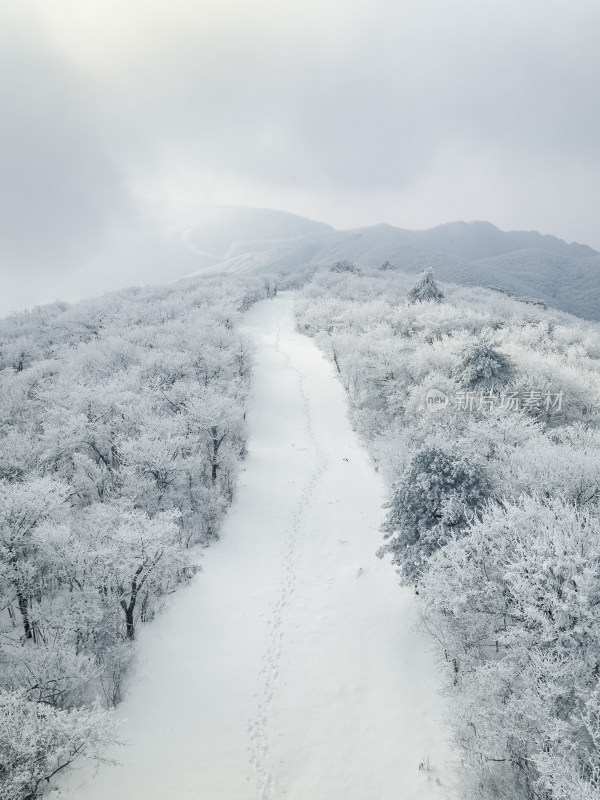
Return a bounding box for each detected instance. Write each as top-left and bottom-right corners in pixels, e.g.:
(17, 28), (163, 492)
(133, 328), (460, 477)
(2, 0), (599, 314)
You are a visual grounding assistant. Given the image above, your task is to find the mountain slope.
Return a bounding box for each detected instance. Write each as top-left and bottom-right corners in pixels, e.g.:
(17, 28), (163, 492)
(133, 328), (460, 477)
(181, 210), (600, 321)
(181, 205), (334, 260)
(410, 220), (596, 261)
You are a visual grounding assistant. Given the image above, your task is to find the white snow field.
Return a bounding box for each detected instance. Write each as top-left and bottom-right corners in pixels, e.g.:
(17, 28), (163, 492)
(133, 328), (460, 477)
(56, 292), (454, 800)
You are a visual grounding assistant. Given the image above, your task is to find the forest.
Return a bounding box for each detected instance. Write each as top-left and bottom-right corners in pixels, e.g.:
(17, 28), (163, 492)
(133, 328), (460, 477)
(0, 274), (270, 799)
(296, 263), (600, 799)
(2, 259), (600, 799)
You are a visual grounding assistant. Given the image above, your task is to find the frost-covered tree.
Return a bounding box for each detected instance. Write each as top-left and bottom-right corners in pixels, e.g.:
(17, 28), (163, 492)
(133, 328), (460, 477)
(453, 335), (514, 388)
(2, 638), (100, 709)
(0, 273), (265, 794)
(379, 446), (491, 583)
(65, 503), (192, 640)
(330, 260), (359, 273)
(296, 264), (600, 800)
(406, 267), (444, 304)
(0, 690), (116, 800)
(421, 497), (600, 799)
(184, 388), (245, 495)
(0, 478), (69, 640)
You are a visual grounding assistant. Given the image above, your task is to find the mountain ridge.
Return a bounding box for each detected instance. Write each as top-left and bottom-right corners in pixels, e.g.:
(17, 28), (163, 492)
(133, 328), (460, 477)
(179, 207), (600, 321)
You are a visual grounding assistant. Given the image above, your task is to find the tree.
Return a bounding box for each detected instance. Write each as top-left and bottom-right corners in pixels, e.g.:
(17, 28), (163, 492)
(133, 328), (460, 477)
(3, 636), (99, 708)
(294, 253), (600, 800)
(0, 478), (69, 640)
(0, 690), (116, 800)
(421, 497), (600, 799)
(185, 389), (244, 489)
(453, 335), (514, 389)
(70, 503), (191, 640)
(118, 414), (186, 513)
(0, 273), (262, 795)
(379, 446), (491, 583)
(330, 260), (359, 273)
(406, 268), (444, 304)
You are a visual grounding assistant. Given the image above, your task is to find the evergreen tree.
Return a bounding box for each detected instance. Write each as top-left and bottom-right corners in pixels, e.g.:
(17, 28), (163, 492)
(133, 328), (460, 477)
(453, 336), (514, 388)
(406, 268), (444, 304)
(379, 446), (491, 584)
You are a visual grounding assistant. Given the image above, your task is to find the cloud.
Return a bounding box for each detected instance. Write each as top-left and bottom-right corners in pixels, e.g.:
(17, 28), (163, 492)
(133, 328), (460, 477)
(0, 7), (137, 312)
(2, 0), (600, 313)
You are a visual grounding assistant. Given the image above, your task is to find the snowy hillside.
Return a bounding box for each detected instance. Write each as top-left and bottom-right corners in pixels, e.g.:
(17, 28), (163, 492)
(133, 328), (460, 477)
(0, 275), (269, 799)
(296, 267), (600, 800)
(54, 293), (454, 800)
(3, 258), (600, 800)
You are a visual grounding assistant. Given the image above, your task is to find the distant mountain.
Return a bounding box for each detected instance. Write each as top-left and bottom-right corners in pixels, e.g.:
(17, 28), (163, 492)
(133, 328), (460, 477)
(180, 205), (334, 261)
(5, 204), (598, 322)
(181, 210), (600, 321)
(409, 220), (596, 261)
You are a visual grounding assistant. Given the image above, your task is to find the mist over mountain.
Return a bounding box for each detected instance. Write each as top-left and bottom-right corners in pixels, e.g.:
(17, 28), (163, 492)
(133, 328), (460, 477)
(4, 205), (599, 322)
(180, 207), (600, 321)
(409, 220), (596, 261)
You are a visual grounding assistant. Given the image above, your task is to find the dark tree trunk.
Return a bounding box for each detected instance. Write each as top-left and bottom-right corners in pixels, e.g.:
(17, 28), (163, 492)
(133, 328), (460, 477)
(17, 591), (32, 639)
(210, 426), (226, 485)
(120, 555), (162, 639)
(120, 567), (143, 640)
(121, 595), (136, 639)
(124, 605), (135, 639)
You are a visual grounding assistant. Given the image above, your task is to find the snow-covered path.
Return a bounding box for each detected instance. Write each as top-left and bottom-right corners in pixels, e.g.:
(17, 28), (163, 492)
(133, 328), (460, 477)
(58, 292), (454, 800)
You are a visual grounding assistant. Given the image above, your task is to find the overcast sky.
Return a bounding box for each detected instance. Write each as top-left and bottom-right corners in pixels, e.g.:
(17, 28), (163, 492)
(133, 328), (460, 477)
(2, 0), (600, 314)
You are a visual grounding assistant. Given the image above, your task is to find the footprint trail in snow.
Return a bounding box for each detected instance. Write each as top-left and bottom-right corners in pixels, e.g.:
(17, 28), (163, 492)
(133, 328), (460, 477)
(56, 292), (454, 800)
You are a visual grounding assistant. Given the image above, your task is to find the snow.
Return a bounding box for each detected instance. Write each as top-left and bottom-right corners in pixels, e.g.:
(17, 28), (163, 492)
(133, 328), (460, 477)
(55, 292), (454, 800)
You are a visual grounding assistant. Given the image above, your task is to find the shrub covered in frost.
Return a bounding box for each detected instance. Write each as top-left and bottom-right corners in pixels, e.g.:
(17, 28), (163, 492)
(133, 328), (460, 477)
(0, 690), (116, 800)
(406, 268), (444, 304)
(379, 446), (491, 583)
(453, 336), (514, 388)
(421, 497), (600, 800)
(330, 260), (359, 273)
